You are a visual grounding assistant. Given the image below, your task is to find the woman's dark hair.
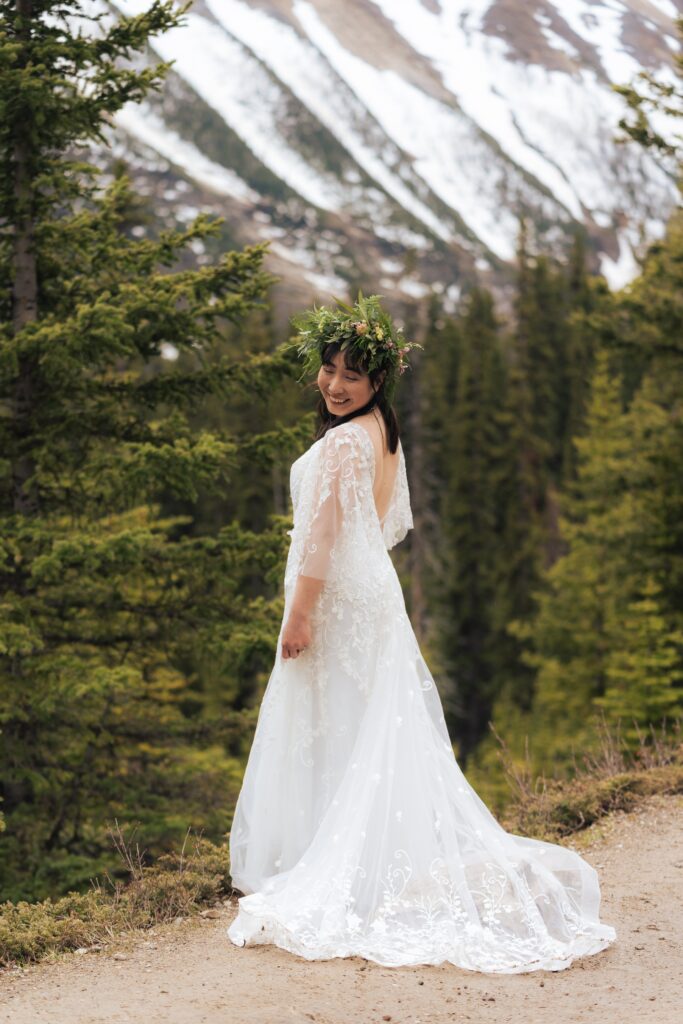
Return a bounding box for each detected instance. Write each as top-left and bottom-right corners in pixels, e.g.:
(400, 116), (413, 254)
(313, 341), (400, 453)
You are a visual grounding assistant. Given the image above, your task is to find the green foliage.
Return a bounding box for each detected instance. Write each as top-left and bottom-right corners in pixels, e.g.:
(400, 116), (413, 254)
(0, 0), (191, 224)
(520, 352), (634, 743)
(613, 14), (683, 165)
(505, 342), (683, 770)
(0, 0), (306, 900)
(422, 288), (524, 760)
(481, 34), (683, 785)
(421, 233), (601, 765)
(596, 579), (683, 737)
(505, 222), (683, 772)
(513, 223), (603, 484)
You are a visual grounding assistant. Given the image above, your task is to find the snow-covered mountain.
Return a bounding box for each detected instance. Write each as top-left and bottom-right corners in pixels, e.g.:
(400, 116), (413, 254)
(100, 0), (681, 312)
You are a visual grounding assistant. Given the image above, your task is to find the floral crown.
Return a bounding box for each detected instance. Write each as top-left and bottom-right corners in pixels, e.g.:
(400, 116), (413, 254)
(290, 293), (421, 404)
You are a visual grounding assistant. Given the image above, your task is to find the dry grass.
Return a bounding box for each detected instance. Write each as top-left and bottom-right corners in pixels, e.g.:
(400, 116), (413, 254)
(494, 715), (683, 839)
(0, 822), (230, 969)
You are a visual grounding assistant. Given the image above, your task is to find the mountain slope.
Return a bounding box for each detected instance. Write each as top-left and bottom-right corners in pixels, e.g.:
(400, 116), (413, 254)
(99, 0), (681, 308)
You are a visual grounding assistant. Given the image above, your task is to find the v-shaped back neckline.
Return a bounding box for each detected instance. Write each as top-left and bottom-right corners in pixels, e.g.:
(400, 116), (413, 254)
(343, 419), (400, 527)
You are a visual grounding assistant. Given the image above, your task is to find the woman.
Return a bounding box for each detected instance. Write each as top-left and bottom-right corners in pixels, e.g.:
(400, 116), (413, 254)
(227, 295), (616, 972)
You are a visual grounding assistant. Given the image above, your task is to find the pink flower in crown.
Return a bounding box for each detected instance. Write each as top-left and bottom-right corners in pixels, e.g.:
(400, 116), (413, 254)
(354, 321), (369, 335)
(384, 339), (395, 349)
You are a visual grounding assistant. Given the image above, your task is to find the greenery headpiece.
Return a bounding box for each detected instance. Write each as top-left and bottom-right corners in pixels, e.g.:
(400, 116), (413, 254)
(290, 293), (421, 405)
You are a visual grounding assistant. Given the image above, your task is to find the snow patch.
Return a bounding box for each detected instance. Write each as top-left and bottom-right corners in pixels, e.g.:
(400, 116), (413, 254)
(599, 232), (640, 289)
(268, 241), (347, 296)
(115, 103), (259, 204)
(374, 224), (431, 250)
(160, 343), (180, 361)
(111, 1), (349, 212)
(592, 211), (613, 229)
(380, 258), (404, 275)
(551, 0), (640, 83)
(534, 10), (582, 61)
(398, 277), (432, 299)
(205, 0), (455, 243)
(368, 0), (676, 263)
(296, 0), (533, 259)
(176, 205), (200, 223)
(641, 0), (679, 20)
(303, 270), (350, 297)
(442, 281), (463, 313)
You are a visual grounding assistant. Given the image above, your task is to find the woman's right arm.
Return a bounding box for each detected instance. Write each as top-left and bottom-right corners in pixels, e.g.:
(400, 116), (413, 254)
(281, 426), (369, 659)
(281, 576), (322, 658)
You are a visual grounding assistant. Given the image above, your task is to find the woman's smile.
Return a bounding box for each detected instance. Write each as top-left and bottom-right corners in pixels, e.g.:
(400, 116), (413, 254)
(317, 351), (375, 415)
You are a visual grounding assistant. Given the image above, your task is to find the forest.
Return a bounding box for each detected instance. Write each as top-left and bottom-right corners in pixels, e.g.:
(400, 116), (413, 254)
(1, 0), (681, 904)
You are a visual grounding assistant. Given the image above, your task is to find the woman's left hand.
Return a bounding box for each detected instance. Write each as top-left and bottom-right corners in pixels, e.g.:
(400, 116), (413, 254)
(281, 611), (312, 659)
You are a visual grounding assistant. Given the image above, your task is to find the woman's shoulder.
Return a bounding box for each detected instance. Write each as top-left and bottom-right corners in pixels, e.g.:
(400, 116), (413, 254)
(319, 420), (376, 468)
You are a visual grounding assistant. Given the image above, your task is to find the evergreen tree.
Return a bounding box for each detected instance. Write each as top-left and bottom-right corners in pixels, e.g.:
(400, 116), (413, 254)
(424, 289), (513, 760)
(466, 25), (682, 793)
(596, 577), (683, 738)
(0, 0), (305, 899)
(416, 296), (463, 710)
(517, 332), (683, 771)
(613, 13), (682, 170)
(560, 230), (605, 481)
(513, 222), (602, 487)
(513, 222), (560, 481)
(519, 351), (634, 764)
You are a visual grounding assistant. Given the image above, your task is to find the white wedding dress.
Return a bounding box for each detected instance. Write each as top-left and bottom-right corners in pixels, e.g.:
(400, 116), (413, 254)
(227, 420), (616, 972)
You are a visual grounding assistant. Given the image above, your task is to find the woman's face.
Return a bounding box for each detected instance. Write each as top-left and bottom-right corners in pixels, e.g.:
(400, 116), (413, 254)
(317, 350), (375, 415)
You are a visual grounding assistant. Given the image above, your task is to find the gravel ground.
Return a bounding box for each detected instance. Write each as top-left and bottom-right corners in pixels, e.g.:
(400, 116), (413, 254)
(1, 792), (681, 1024)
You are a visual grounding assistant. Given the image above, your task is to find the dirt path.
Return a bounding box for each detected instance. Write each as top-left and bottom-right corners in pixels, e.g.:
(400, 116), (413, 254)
(1, 793), (681, 1024)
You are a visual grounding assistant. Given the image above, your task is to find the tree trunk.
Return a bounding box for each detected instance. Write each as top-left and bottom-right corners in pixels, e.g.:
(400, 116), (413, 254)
(11, 0), (39, 514)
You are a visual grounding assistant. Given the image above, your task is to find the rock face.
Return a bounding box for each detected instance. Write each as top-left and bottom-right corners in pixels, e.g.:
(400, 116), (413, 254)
(102, 0), (680, 309)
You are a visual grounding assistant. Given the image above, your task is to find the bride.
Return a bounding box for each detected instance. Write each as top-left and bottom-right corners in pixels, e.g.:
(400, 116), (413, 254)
(227, 295), (616, 972)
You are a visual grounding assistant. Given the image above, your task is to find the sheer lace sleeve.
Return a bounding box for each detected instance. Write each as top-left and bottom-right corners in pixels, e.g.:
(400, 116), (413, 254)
(298, 423), (374, 581)
(382, 441), (413, 550)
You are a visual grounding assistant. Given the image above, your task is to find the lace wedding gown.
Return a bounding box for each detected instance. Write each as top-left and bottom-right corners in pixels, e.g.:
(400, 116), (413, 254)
(227, 420), (616, 972)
